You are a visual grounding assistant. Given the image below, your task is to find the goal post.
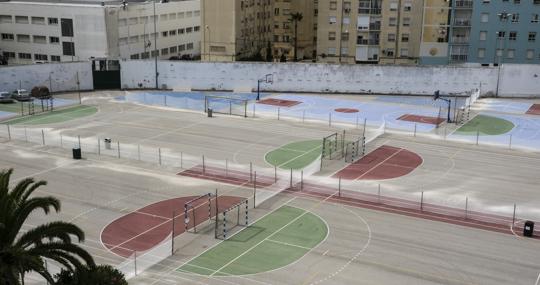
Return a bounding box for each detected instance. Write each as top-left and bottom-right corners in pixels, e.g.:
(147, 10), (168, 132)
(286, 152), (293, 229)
(183, 193), (213, 233)
(204, 95), (248, 118)
(215, 199), (249, 240)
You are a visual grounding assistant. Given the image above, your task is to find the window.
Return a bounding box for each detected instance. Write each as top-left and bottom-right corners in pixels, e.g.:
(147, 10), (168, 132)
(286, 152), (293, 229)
(527, 49), (534, 59)
(51, 55), (61, 62)
(401, 33), (409, 42)
(34, 54), (47, 61)
(328, 32), (336, 40)
(509, 31), (517, 41)
(162, 31), (168, 37)
(341, 32), (349, 41)
(194, 10), (200, 17)
(400, 48), (408, 57)
(386, 48), (395, 57)
(496, 49), (503, 57)
(327, 47), (336, 55)
(62, 42), (75, 56)
(17, 34), (30, 42)
(186, 27), (193, 33)
(533, 14), (539, 23)
(187, 43), (193, 50)
(15, 16), (28, 24)
(170, 46), (177, 53)
(61, 18), (74, 37)
(130, 54), (139, 60)
(1, 33), (14, 40)
(0, 15), (12, 24)
(3, 51), (15, 59)
(178, 12), (184, 18)
(403, 2), (412, 11)
(529, 32), (537, 42)
(48, 18), (58, 25)
(511, 13), (519, 23)
(141, 52), (149, 59)
(169, 13), (176, 20)
(160, 14), (168, 21)
(129, 17), (138, 25)
(481, 13), (489, 23)
(329, 16), (337, 24)
(33, 35), (46, 44)
(31, 17), (45, 25)
(178, 28), (185, 34)
(18, 53), (31, 60)
(161, 48), (168, 55)
(479, 31), (487, 40)
(179, 44), (185, 51)
(186, 11), (193, 18)
(497, 31), (506, 39)
(194, 26), (200, 32)
(390, 2), (398, 11)
(151, 50), (159, 57)
(343, 17), (350, 25)
(402, 17), (410, 27)
(389, 17), (397, 26)
(507, 49), (515, 59)
(330, 1), (337, 10)
(478, 48), (485, 58)
(387, 33), (396, 42)
(169, 30), (176, 36)
(50, 36), (59, 44)
(341, 47), (348, 55)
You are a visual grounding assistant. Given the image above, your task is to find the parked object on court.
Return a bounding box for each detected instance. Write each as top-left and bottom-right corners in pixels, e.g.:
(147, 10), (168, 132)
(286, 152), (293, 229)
(0, 91), (14, 103)
(31, 86), (51, 99)
(104, 138), (112, 150)
(207, 108), (213, 118)
(12, 89), (32, 102)
(524, 221), (534, 237)
(72, 147), (82, 160)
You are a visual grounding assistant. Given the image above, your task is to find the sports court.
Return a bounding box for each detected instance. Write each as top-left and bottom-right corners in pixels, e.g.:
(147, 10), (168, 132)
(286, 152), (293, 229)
(257, 98), (302, 107)
(397, 114), (445, 126)
(334, 145), (422, 180)
(526, 103), (540, 115)
(265, 140), (322, 169)
(2, 91), (540, 285)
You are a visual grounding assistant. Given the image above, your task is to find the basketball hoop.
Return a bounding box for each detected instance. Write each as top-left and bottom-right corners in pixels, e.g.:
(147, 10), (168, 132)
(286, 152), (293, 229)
(257, 73), (274, 101)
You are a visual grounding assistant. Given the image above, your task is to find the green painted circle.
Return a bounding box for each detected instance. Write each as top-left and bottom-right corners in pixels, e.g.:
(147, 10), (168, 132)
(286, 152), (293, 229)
(3, 105), (97, 125)
(265, 140), (322, 170)
(456, 114), (514, 136)
(178, 205), (328, 276)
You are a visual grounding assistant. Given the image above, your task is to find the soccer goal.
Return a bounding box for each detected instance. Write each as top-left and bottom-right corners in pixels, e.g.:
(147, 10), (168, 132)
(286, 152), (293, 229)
(214, 199), (250, 240)
(183, 193), (214, 233)
(204, 95), (248, 118)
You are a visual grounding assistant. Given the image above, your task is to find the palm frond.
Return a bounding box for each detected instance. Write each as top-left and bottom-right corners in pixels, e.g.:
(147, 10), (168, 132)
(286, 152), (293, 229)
(15, 221), (85, 249)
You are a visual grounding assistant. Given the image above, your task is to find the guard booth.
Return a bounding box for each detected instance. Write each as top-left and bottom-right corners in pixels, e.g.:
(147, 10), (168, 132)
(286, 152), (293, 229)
(92, 58), (121, 90)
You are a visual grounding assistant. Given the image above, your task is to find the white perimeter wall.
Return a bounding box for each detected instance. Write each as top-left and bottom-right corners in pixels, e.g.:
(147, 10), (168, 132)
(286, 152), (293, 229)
(121, 61), (500, 96)
(498, 64), (540, 98)
(0, 62), (93, 92)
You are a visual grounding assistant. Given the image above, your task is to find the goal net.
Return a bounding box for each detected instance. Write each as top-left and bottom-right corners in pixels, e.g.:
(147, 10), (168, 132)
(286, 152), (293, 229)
(215, 199), (250, 240)
(204, 95), (248, 117)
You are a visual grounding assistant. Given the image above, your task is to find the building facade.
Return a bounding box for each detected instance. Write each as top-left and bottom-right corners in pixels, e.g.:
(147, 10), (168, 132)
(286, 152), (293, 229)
(0, 0), (201, 65)
(419, 0), (451, 65)
(201, 0), (274, 62)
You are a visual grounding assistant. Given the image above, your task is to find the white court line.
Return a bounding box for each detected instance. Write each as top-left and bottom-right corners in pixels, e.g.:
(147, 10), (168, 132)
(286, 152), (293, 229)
(209, 190), (339, 277)
(277, 144), (322, 168)
(266, 239), (312, 250)
(535, 272), (540, 285)
(354, 147), (403, 180)
(12, 160), (77, 182)
(178, 263), (271, 285)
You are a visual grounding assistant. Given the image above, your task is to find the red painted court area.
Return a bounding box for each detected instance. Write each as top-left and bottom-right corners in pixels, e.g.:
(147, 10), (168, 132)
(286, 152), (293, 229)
(335, 145), (422, 180)
(397, 114), (445, 125)
(526, 104), (540, 115)
(284, 182), (539, 239)
(257, 98), (302, 107)
(178, 165), (275, 187)
(335, 108), (359, 113)
(101, 195), (243, 257)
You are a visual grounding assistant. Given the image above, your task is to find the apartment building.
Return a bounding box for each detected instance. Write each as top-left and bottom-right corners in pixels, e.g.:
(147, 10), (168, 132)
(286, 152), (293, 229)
(419, 0), (452, 65)
(272, 0), (317, 61)
(201, 0), (273, 61)
(468, 0), (540, 65)
(0, 0), (201, 65)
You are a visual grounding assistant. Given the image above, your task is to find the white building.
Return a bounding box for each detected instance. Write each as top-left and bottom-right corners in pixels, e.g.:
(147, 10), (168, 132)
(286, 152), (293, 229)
(0, 0), (201, 65)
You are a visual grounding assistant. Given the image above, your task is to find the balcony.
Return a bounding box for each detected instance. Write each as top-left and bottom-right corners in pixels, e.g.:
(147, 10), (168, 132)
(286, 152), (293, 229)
(357, 39), (379, 45)
(450, 54), (468, 62)
(369, 23), (381, 30)
(358, 8), (381, 15)
(454, 0), (473, 9)
(453, 19), (471, 27)
(451, 36), (470, 44)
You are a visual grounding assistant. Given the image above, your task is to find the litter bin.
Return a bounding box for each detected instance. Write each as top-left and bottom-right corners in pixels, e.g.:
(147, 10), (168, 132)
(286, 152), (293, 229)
(524, 221), (534, 237)
(207, 108), (213, 118)
(72, 147), (82, 160)
(104, 138), (112, 150)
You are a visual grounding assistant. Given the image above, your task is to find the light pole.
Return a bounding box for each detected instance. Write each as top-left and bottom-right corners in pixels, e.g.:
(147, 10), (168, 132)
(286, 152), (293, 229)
(495, 12), (511, 97)
(153, 0), (159, 89)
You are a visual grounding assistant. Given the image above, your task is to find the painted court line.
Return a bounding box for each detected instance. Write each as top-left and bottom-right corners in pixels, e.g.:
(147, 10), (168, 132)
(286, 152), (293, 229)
(266, 239), (312, 250)
(277, 144), (322, 168)
(355, 148), (403, 180)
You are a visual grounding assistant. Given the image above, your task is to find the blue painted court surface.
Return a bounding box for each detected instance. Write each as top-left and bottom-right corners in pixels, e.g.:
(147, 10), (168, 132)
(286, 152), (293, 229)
(375, 95), (469, 109)
(0, 111), (16, 121)
(449, 112), (540, 150)
(473, 99), (534, 115)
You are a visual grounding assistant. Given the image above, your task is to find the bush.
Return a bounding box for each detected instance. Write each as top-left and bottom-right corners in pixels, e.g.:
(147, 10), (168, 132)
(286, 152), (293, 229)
(55, 265), (127, 285)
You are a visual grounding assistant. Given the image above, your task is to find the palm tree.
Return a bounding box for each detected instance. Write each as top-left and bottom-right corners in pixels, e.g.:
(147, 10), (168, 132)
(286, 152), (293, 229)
(0, 168), (95, 284)
(290, 12), (304, 62)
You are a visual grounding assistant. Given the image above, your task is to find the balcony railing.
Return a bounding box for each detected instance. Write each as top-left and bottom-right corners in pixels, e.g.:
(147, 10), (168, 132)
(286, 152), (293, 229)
(450, 54), (468, 62)
(451, 37), (470, 43)
(453, 19), (471, 26)
(454, 0), (473, 8)
(357, 39), (379, 45)
(369, 23), (381, 30)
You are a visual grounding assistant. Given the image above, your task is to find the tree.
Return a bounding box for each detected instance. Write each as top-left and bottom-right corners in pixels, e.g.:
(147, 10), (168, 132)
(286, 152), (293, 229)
(290, 12), (304, 62)
(55, 264), (127, 285)
(0, 168), (95, 285)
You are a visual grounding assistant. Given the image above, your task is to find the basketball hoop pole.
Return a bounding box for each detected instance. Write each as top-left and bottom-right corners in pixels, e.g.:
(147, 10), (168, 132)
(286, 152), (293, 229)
(434, 90), (452, 123)
(256, 74), (272, 101)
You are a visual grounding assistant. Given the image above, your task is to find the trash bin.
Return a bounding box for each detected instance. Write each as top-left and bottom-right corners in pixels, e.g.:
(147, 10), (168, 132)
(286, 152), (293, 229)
(524, 221), (534, 237)
(104, 138), (112, 150)
(207, 108), (213, 118)
(72, 147), (81, 160)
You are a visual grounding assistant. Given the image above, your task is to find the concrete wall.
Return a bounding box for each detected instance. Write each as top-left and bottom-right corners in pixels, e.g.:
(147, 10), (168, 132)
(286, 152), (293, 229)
(498, 64), (540, 98)
(0, 62), (93, 92)
(121, 60), (497, 96)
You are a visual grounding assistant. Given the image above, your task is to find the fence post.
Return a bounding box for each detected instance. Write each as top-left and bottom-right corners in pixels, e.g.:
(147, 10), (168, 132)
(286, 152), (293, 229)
(328, 113), (332, 127)
(290, 168), (293, 188)
(249, 162), (253, 182)
(277, 107), (280, 120)
(300, 170), (303, 190)
(24, 127), (28, 142)
(78, 135), (81, 148)
(378, 184), (381, 204)
(274, 165), (277, 182)
(465, 197), (468, 219)
(512, 203), (516, 225)
(509, 134), (513, 150)
(253, 171), (257, 207)
(180, 152), (183, 168)
(338, 177), (341, 197)
(420, 191), (424, 211)
(413, 124), (417, 137)
(214, 189), (219, 237)
(41, 129), (45, 145)
(171, 210), (175, 255)
(137, 145), (141, 160)
(356, 115), (359, 129)
(117, 141), (120, 158)
(302, 110), (305, 123)
(164, 95), (167, 106)
(202, 155), (206, 174)
(225, 159), (228, 176)
(134, 251), (137, 276)
(476, 129), (480, 146)
(60, 134), (63, 147)
(252, 103), (256, 117)
(158, 148), (162, 165)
